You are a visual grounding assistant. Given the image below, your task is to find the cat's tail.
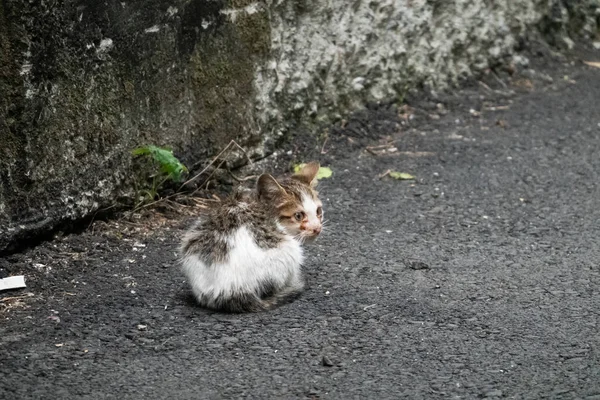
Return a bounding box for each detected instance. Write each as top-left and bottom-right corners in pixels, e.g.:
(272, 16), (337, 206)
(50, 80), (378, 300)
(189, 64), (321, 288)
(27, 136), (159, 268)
(208, 278), (305, 313)
(208, 292), (270, 313)
(213, 284), (304, 313)
(261, 281), (305, 310)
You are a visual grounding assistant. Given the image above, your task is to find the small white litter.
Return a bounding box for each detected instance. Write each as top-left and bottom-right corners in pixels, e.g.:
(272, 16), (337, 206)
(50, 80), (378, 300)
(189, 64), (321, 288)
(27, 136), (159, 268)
(0, 276), (26, 291)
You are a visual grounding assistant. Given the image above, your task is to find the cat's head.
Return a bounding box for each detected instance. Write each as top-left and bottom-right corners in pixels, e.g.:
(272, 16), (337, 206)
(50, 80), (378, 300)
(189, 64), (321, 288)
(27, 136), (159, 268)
(257, 162), (324, 242)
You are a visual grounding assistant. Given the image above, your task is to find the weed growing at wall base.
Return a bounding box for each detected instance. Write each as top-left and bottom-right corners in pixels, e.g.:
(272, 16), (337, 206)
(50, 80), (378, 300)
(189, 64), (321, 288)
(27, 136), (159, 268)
(131, 145), (188, 206)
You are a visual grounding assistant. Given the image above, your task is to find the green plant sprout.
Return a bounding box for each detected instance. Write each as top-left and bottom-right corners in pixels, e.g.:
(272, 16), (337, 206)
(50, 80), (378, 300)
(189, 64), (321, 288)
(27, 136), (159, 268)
(131, 145), (188, 207)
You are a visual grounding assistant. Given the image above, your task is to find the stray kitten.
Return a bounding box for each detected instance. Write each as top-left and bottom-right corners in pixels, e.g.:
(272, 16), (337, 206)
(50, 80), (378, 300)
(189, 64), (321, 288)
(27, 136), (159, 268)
(180, 162), (324, 312)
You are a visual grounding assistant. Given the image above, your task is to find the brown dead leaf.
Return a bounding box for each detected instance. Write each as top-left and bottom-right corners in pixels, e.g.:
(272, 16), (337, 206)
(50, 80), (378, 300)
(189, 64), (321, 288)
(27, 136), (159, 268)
(398, 105), (415, 122)
(0, 293), (34, 314)
(584, 61), (600, 69)
(513, 78), (534, 89)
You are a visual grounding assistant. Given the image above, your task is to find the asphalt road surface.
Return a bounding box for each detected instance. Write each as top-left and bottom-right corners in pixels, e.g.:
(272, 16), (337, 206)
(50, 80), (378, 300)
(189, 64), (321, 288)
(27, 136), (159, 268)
(1, 48), (600, 399)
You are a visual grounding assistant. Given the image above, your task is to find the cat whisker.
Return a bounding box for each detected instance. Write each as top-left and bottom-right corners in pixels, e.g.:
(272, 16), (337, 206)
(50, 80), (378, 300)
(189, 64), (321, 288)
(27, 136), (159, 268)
(293, 233), (306, 245)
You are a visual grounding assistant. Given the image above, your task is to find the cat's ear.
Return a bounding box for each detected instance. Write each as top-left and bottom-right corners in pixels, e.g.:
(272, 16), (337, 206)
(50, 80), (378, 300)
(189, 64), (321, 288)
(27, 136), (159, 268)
(292, 162), (320, 187)
(257, 174), (287, 201)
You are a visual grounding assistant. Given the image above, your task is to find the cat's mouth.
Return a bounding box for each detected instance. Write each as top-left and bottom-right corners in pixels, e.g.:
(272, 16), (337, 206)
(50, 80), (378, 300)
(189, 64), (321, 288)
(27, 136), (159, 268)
(299, 233), (320, 244)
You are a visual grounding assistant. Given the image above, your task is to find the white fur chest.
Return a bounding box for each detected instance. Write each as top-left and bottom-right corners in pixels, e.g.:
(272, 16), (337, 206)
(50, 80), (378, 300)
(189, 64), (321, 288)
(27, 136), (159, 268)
(181, 225), (304, 299)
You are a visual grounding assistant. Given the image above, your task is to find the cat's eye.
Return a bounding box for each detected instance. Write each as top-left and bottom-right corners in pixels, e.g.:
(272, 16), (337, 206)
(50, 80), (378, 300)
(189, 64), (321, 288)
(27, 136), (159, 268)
(294, 212), (305, 222)
(316, 207), (323, 217)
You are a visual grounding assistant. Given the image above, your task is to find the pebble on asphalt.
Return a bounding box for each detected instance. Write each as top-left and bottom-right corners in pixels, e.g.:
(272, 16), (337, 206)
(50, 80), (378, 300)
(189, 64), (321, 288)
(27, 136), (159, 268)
(322, 356), (334, 367)
(404, 259), (430, 270)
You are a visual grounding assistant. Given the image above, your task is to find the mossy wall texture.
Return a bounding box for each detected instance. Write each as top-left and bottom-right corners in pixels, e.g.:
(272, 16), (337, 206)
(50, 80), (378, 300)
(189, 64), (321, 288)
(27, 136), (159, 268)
(0, 0), (268, 250)
(0, 0), (598, 251)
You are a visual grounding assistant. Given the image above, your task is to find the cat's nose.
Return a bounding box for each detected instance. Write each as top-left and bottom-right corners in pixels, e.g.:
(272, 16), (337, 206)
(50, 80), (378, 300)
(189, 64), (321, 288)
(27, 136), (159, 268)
(313, 226), (322, 235)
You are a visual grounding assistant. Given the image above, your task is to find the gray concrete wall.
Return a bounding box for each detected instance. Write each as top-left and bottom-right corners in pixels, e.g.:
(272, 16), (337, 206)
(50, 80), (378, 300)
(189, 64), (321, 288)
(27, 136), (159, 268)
(0, 0), (598, 251)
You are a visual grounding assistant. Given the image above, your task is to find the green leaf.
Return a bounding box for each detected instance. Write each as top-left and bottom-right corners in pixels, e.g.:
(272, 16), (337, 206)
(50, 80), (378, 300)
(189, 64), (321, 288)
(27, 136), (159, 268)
(316, 166), (333, 179)
(131, 146), (151, 156)
(293, 163), (333, 180)
(132, 145), (188, 182)
(389, 171), (415, 180)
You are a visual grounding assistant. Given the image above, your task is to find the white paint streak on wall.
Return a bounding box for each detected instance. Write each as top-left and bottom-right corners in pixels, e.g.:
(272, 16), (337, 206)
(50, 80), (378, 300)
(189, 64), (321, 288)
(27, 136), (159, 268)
(20, 63), (32, 76)
(220, 2), (261, 23)
(97, 38), (114, 53)
(166, 6), (178, 17)
(20, 47), (36, 99)
(145, 25), (160, 33)
(201, 19), (212, 29)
